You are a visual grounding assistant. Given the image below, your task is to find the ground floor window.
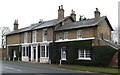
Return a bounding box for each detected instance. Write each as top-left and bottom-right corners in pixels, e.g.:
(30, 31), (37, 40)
(41, 45), (49, 57)
(22, 46), (29, 57)
(41, 46), (45, 57)
(61, 47), (66, 60)
(78, 49), (91, 60)
(26, 47), (29, 56)
(23, 47), (25, 56)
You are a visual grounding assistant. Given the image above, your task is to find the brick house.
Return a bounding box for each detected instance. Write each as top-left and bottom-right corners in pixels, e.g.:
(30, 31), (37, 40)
(5, 5), (117, 67)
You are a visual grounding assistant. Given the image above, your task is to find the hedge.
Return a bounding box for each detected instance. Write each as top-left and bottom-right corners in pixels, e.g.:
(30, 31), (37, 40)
(50, 40), (117, 67)
(50, 40), (92, 64)
(8, 45), (20, 61)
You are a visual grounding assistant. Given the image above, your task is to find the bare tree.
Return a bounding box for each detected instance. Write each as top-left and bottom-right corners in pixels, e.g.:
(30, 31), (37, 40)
(0, 27), (10, 49)
(112, 27), (118, 44)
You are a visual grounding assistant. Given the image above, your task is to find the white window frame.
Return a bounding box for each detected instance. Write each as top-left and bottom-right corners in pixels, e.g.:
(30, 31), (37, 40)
(43, 29), (48, 42)
(40, 45), (49, 58)
(57, 33), (63, 40)
(61, 47), (66, 60)
(78, 49), (91, 60)
(24, 32), (28, 43)
(64, 32), (68, 40)
(77, 30), (82, 39)
(32, 30), (37, 43)
(13, 50), (16, 58)
(22, 46), (29, 57)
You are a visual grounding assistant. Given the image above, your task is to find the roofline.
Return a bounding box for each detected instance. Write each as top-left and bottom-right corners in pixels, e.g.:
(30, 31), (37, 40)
(6, 16), (72, 36)
(104, 17), (114, 31)
(55, 25), (98, 32)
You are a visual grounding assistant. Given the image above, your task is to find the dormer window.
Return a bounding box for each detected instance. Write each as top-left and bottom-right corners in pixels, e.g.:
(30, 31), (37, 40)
(24, 32), (28, 43)
(77, 30), (82, 38)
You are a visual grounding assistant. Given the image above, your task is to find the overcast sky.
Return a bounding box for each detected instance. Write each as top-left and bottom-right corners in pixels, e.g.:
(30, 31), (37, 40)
(0, 0), (119, 47)
(0, 0), (119, 30)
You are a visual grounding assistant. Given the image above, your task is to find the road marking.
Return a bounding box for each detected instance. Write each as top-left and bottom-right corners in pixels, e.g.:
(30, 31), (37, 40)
(4, 66), (22, 71)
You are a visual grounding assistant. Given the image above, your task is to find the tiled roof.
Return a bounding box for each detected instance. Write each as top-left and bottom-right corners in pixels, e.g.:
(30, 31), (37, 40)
(6, 16), (71, 35)
(6, 16), (113, 35)
(33, 19), (58, 30)
(56, 16), (114, 31)
(6, 23), (39, 35)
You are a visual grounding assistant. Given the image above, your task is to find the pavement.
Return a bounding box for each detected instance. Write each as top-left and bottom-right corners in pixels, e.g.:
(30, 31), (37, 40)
(1, 60), (113, 75)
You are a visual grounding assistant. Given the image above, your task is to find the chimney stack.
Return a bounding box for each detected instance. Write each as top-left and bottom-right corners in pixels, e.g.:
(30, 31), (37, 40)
(94, 8), (100, 20)
(14, 20), (19, 30)
(70, 9), (76, 21)
(58, 5), (64, 20)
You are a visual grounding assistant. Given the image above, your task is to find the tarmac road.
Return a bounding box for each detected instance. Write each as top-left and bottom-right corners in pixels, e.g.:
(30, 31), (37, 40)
(1, 60), (112, 75)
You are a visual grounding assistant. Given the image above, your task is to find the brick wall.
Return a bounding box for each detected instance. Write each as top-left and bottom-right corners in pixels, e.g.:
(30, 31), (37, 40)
(7, 34), (20, 45)
(0, 48), (7, 60)
(109, 51), (118, 67)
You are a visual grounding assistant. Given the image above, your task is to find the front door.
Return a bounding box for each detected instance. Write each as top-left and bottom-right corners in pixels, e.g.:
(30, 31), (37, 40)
(33, 47), (36, 61)
(61, 47), (66, 60)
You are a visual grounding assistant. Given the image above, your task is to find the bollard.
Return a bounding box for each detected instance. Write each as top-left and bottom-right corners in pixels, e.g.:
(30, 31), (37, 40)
(9, 57), (10, 61)
(13, 57), (14, 61)
(49, 59), (51, 64)
(60, 60), (62, 66)
(18, 58), (20, 61)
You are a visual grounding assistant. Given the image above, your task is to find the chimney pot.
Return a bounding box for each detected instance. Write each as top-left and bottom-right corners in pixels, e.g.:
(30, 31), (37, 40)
(14, 19), (19, 30)
(70, 9), (76, 21)
(96, 8), (98, 11)
(61, 5), (63, 9)
(59, 6), (60, 9)
(94, 8), (100, 20)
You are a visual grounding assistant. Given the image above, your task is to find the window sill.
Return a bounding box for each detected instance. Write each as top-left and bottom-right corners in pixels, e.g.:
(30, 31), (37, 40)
(41, 57), (49, 58)
(77, 58), (91, 60)
(61, 59), (66, 61)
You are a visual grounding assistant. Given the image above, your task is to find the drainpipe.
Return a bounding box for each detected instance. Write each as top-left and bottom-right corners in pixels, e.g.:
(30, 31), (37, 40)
(52, 27), (56, 64)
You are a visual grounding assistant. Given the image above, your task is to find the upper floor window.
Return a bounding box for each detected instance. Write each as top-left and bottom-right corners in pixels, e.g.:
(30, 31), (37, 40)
(43, 29), (48, 42)
(64, 32), (68, 40)
(57, 33), (63, 40)
(77, 30), (82, 38)
(24, 32), (28, 43)
(32, 30), (37, 42)
(78, 49), (91, 60)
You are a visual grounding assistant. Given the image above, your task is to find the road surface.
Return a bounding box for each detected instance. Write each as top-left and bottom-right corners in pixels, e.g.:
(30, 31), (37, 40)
(1, 60), (111, 75)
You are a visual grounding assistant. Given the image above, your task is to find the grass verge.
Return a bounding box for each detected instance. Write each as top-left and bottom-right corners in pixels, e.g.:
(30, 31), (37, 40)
(59, 65), (118, 74)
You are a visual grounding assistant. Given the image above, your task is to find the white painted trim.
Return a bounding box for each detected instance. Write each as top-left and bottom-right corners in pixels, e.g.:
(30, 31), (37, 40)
(77, 58), (91, 60)
(61, 58), (66, 61)
(7, 41), (52, 47)
(22, 56), (29, 62)
(21, 43), (30, 47)
(7, 44), (20, 46)
(55, 37), (95, 42)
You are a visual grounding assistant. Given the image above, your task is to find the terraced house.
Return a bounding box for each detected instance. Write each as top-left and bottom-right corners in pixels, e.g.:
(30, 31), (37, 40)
(6, 5), (118, 67)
